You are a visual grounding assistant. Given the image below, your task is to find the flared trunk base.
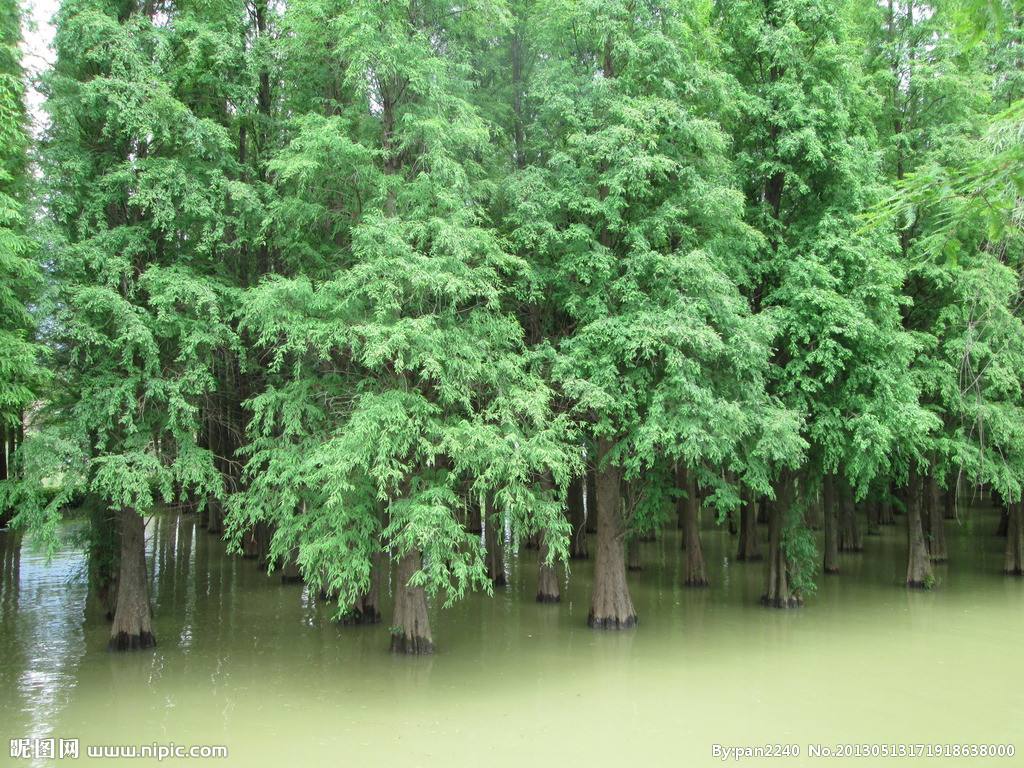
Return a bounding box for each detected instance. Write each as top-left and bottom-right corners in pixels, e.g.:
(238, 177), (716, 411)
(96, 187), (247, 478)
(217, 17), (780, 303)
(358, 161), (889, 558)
(587, 612), (637, 630)
(760, 595), (802, 609)
(390, 633), (434, 655)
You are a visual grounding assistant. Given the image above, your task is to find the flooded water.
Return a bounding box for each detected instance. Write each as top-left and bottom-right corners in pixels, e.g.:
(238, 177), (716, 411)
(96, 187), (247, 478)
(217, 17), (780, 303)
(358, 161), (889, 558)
(1, 508), (1022, 767)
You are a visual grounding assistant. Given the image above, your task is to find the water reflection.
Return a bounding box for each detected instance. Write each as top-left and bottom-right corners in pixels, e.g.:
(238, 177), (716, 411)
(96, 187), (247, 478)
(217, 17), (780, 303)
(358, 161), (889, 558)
(0, 508), (1021, 767)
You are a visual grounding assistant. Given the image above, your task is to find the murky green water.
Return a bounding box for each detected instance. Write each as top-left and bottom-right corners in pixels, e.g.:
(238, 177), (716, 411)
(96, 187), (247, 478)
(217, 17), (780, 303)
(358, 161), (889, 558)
(1, 509), (1022, 767)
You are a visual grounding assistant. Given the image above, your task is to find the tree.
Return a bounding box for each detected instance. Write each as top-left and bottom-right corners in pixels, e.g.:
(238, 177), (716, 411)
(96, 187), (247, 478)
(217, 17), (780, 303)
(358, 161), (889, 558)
(225, 0), (578, 654)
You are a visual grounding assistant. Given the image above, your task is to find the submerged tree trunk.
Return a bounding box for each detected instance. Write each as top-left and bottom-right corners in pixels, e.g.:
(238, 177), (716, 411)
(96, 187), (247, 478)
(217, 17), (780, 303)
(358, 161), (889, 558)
(536, 533), (560, 603)
(838, 476), (862, 552)
(682, 469), (708, 587)
(390, 549), (433, 654)
(823, 473), (839, 574)
(943, 479), (956, 520)
(762, 474), (800, 608)
(585, 465), (598, 534)
(997, 507), (1010, 537)
(736, 496), (762, 561)
(879, 487), (895, 526)
(1004, 501), (1023, 576)
(485, 504), (506, 587)
(568, 476), (588, 560)
(627, 536), (642, 571)
(342, 551), (383, 624)
(588, 438), (637, 630)
(906, 466), (934, 589)
(925, 473), (947, 562)
(109, 509), (155, 651)
(280, 546), (302, 583)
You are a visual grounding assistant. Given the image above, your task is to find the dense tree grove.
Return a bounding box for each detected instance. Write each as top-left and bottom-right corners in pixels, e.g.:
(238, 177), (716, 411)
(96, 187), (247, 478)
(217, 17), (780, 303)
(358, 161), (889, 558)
(2, 0), (1024, 653)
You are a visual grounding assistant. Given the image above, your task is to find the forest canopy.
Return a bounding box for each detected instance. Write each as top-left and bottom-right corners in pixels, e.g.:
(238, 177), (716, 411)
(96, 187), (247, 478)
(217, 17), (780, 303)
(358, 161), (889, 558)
(1, 0), (1023, 653)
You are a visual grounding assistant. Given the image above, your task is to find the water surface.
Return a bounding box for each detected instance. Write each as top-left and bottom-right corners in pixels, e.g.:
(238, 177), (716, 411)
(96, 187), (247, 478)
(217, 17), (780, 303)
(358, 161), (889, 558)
(1, 509), (1021, 767)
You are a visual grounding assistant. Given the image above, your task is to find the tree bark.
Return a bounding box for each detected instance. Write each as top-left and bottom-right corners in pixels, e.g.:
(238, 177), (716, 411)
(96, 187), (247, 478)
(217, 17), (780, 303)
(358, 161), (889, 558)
(485, 501), (506, 586)
(943, 479), (956, 520)
(109, 509), (155, 651)
(838, 476), (863, 552)
(568, 476), (588, 559)
(736, 496), (762, 562)
(536, 533), (561, 603)
(823, 473), (839, 574)
(682, 469), (708, 586)
(585, 464), (598, 534)
(1005, 501), (1023, 576)
(905, 466), (934, 589)
(588, 438), (637, 629)
(342, 550), (382, 624)
(466, 498), (482, 535)
(761, 474), (801, 608)
(390, 549), (433, 654)
(925, 473), (947, 562)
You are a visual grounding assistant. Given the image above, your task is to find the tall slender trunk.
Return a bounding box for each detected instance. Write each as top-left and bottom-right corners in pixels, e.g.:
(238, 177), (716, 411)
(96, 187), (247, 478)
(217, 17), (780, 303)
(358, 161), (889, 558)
(109, 509), (156, 651)
(823, 473), (839, 574)
(585, 464), (598, 534)
(682, 469), (708, 587)
(762, 474), (800, 608)
(925, 473), (947, 562)
(568, 476), (588, 559)
(1005, 501), (1023, 575)
(943, 478), (956, 520)
(390, 549), (432, 654)
(879, 484), (895, 526)
(536, 533), (560, 603)
(838, 476), (863, 552)
(588, 438), (636, 630)
(905, 466), (933, 589)
(736, 495), (762, 562)
(485, 503), (506, 586)
(466, 498), (482, 535)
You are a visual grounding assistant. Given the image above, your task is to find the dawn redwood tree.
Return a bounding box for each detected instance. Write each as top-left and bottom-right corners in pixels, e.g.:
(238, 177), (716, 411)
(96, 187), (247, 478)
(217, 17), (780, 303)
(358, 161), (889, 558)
(226, 0), (577, 654)
(14, 0), (241, 649)
(0, 0), (45, 527)
(717, 0), (933, 598)
(503, 0), (779, 627)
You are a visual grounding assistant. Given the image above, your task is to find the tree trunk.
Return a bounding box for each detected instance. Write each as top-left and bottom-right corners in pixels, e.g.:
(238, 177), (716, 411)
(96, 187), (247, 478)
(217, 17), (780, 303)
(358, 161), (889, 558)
(568, 476), (588, 559)
(485, 503), (506, 586)
(879, 486), (895, 526)
(536, 533), (561, 603)
(588, 438), (637, 630)
(823, 473), (839, 573)
(241, 526), (260, 559)
(736, 496), (762, 562)
(109, 509), (155, 651)
(943, 479), (956, 520)
(905, 466), (933, 589)
(342, 550), (382, 624)
(761, 474), (800, 608)
(682, 469), (708, 586)
(997, 508), (1009, 537)
(390, 549), (433, 654)
(838, 476), (862, 552)
(466, 498), (482, 535)
(1005, 501), (1023, 576)
(585, 463), (597, 534)
(280, 546), (302, 582)
(925, 473), (947, 562)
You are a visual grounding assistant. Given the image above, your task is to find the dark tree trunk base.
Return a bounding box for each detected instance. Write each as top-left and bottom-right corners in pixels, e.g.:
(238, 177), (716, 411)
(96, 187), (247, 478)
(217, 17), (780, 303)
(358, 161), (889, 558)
(760, 595), (802, 609)
(906, 579), (931, 590)
(390, 634), (433, 655)
(339, 607), (381, 625)
(587, 613), (637, 630)
(824, 565), (840, 575)
(684, 577), (710, 588)
(1005, 567), (1023, 576)
(108, 631), (156, 651)
(536, 593), (561, 604)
